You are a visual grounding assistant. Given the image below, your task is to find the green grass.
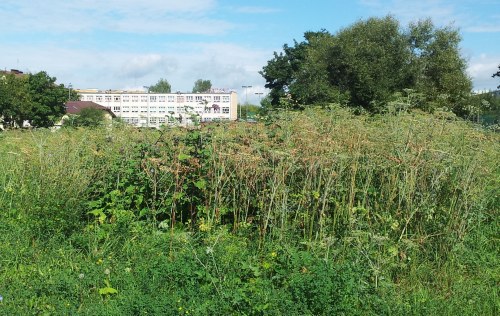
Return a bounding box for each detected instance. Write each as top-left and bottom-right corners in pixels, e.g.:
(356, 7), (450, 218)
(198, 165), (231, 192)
(0, 107), (498, 315)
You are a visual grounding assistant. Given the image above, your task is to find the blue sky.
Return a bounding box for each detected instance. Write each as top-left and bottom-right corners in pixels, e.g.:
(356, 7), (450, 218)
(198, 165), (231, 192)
(0, 0), (498, 103)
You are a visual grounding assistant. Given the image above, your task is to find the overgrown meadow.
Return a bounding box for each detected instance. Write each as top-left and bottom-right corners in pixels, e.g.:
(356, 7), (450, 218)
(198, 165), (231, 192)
(0, 107), (498, 315)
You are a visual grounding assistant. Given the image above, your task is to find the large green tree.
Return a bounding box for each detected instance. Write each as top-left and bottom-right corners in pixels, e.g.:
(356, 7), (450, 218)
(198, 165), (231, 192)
(27, 72), (68, 127)
(327, 16), (412, 111)
(259, 36), (310, 106)
(0, 74), (29, 128)
(192, 79), (212, 93)
(149, 78), (171, 93)
(406, 19), (472, 114)
(260, 16), (473, 116)
(0, 71), (67, 128)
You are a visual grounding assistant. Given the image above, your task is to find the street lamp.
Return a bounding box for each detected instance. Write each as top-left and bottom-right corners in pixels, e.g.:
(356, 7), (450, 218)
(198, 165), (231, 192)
(241, 85), (252, 119)
(255, 92), (263, 104)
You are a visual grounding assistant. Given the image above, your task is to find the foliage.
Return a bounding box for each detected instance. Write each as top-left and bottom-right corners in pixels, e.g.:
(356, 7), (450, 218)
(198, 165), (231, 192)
(259, 33), (310, 106)
(0, 71), (67, 128)
(63, 107), (107, 127)
(149, 78), (171, 93)
(329, 16), (412, 111)
(0, 109), (498, 314)
(260, 16), (475, 117)
(0, 73), (30, 128)
(237, 104), (260, 120)
(192, 79), (212, 93)
(407, 19), (472, 115)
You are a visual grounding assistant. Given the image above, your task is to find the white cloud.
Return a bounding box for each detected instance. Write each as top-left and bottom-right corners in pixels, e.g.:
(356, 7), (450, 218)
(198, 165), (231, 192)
(0, 39), (269, 102)
(118, 54), (179, 79)
(468, 54), (500, 90)
(0, 0), (230, 35)
(465, 25), (500, 33)
(358, 0), (500, 35)
(359, 0), (458, 26)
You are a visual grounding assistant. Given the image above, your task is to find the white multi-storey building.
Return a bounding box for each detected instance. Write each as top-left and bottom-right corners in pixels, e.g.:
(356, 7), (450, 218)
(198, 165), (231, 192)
(76, 89), (238, 127)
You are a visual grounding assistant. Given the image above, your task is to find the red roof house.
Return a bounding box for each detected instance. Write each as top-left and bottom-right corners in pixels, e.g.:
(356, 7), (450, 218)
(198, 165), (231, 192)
(65, 101), (116, 117)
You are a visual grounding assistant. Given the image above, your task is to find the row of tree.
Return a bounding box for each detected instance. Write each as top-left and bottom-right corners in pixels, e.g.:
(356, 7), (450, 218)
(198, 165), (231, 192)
(148, 78), (212, 94)
(260, 16), (491, 118)
(0, 71), (77, 128)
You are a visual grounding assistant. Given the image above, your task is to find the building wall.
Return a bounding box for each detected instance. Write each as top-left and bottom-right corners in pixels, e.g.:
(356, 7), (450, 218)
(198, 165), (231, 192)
(76, 90), (238, 127)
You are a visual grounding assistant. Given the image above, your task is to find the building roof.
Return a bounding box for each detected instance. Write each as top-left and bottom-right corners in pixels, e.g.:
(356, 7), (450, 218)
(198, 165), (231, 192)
(65, 101), (116, 117)
(0, 69), (26, 78)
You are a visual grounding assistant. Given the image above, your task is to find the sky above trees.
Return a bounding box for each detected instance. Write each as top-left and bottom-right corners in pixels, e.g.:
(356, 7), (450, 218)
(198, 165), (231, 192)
(0, 0), (498, 104)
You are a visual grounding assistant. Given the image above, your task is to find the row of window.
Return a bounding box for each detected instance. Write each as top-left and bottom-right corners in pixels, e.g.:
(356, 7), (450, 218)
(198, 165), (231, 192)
(112, 106), (230, 114)
(122, 116), (230, 125)
(86, 95), (230, 103)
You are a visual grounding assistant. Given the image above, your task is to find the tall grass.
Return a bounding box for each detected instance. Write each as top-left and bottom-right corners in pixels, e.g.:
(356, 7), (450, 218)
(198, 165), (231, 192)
(0, 108), (498, 314)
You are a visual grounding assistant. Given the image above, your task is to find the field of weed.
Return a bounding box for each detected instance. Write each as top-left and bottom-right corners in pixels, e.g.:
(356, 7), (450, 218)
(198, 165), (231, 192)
(0, 107), (498, 315)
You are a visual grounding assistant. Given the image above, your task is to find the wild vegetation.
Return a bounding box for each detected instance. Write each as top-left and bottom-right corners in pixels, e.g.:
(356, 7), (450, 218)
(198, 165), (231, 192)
(0, 14), (498, 315)
(260, 16), (485, 119)
(0, 107), (498, 314)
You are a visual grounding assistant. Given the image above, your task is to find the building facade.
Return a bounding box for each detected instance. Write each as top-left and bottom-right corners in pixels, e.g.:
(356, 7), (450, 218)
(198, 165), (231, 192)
(76, 89), (238, 127)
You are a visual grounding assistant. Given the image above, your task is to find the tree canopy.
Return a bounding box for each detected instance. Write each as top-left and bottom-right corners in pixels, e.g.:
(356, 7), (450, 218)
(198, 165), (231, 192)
(63, 107), (106, 128)
(0, 71), (68, 128)
(260, 16), (474, 117)
(192, 79), (212, 93)
(149, 78), (171, 93)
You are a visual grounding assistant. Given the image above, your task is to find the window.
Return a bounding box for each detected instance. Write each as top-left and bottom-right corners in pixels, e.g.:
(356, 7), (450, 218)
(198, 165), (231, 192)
(214, 96), (221, 102)
(122, 106), (130, 113)
(159, 106), (166, 113)
(114, 96), (121, 102)
(132, 107), (139, 113)
(113, 106), (120, 111)
(222, 107), (229, 114)
(96, 95), (103, 102)
(141, 107), (147, 113)
(168, 96), (175, 102)
(205, 96), (212, 101)
(150, 106), (157, 112)
(149, 117), (157, 124)
(177, 95), (184, 103)
(150, 96), (157, 102)
(204, 107), (211, 113)
(141, 96), (148, 102)
(123, 96), (129, 102)
(195, 96), (203, 102)
(167, 106), (174, 112)
(86, 95), (94, 101)
(159, 117), (166, 124)
(222, 96), (229, 102)
(105, 95), (112, 102)
(159, 96), (166, 102)
(186, 96), (194, 102)
(132, 96), (139, 102)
